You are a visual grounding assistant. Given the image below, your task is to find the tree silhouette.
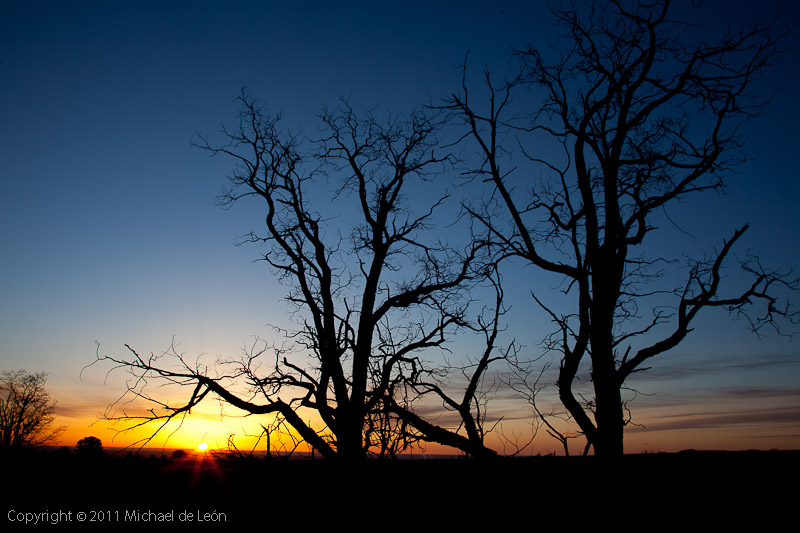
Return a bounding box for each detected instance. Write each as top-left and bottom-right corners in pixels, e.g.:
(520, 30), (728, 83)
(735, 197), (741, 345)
(93, 94), (508, 458)
(0, 369), (65, 447)
(76, 436), (104, 457)
(447, 0), (797, 455)
(171, 449), (187, 460)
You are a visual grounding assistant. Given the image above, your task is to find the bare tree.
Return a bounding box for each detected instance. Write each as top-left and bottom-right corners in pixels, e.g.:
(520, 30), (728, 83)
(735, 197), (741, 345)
(92, 93), (505, 459)
(0, 369), (66, 447)
(447, 0), (797, 456)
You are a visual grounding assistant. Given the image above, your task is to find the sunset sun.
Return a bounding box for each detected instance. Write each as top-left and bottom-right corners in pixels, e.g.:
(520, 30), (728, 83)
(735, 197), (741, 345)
(197, 442), (208, 451)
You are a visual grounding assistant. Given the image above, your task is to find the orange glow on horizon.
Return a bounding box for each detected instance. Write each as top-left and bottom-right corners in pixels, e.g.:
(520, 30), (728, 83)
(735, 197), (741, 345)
(51, 398), (800, 455)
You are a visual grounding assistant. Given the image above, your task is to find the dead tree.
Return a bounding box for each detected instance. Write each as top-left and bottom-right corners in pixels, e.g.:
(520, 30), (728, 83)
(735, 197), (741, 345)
(0, 369), (66, 447)
(92, 93), (505, 459)
(447, 0), (797, 456)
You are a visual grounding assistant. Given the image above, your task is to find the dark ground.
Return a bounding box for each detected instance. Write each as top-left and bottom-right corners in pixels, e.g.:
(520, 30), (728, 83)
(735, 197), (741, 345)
(1, 448), (796, 530)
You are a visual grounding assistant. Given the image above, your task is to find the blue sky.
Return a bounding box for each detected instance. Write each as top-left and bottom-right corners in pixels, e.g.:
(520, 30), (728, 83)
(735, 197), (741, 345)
(1, 0), (798, 453)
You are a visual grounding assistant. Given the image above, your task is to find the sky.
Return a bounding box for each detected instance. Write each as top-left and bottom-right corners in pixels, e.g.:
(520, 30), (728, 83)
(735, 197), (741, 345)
(1, 0), (799, 455)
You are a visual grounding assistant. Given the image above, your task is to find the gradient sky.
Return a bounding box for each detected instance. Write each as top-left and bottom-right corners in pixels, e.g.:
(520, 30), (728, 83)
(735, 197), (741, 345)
(1, 0), (799, 454)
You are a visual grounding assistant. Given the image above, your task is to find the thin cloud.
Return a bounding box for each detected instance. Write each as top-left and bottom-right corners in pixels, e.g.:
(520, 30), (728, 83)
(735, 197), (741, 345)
(632, 352), (800, 382)
(629, 404), (800, 433)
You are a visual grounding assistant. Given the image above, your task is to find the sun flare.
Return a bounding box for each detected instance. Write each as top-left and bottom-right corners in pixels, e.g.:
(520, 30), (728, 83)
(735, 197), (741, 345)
(197, 442), (208, 451)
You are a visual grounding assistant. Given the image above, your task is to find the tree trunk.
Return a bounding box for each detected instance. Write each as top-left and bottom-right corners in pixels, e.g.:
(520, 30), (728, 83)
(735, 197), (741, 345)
(335, 411), (366, 460)
(592, 375), (624, 456)
(590, 254), (625, 457)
